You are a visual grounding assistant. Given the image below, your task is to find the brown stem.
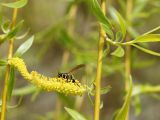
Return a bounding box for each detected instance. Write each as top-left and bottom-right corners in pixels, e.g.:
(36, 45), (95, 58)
(125, 0), (132, 120)
(0, 8), (18, 120)
(94, 0), (106, 120)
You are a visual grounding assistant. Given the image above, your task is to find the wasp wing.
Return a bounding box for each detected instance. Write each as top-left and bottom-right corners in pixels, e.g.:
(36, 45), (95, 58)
(68, 64), (85, 73)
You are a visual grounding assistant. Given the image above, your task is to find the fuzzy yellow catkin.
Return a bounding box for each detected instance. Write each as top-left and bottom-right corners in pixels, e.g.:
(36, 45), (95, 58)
(8, 57), (86, 95)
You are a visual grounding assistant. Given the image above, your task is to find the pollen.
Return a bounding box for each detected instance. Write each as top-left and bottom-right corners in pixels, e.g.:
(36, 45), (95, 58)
(8, 57), (86, 96)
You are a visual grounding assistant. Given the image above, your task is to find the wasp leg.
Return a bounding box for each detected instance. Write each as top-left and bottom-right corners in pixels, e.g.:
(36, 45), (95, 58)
(70, 75), (75, 83)
(66, 75), (69, 82)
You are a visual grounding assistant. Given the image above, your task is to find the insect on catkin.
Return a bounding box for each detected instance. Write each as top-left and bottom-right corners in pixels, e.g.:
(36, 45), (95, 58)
(8, 57), (86, 95)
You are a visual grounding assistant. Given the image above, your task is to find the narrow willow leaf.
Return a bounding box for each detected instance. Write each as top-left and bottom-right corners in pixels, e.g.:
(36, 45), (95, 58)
(7, 96), (23, 109)
(100, 86), (111, 95)
(118, 1), (125, 13)
(16, 28), (30, 40)
(13, 85), (37, 96)
(111, 46), (124, 57)
(0, 59), (7, 66)
(87, 93), (94, 106)
(6, 20), (24, 39)
(91, 0), (112, 29)
(133, 0), (149, 14)
(103, 43), (110, 58)
(132, 44), (160, 56)
(90, 85), (111, 96)
(115, 76), (133, 120)
(2, 0), (28, 8)
(143, 26), (160, 35)
(8, 66), (15, 101)
(133, 96), (141, 116)
(100, 101), (103, 109)
(109, 7), (126, 39)
(0, 97), (23, 110)
(126, 34), (160, 44)
(14, 35), (34, 57)
(1, 20), (10, 33)
(0, 34), (7, 45)
(64, 107), (87, 120)
(90, 0), (113, 37)
(132, 84), (160, 96)
(31, 89), (41, 102)
(115, 31), (123, 42)
(101, 23), (114, 39)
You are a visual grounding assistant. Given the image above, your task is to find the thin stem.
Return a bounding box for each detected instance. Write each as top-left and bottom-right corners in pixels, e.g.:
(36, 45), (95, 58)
(125, 0), (132, 90)
(143, 26), (160, 35)
(133, 85), (160, 96)
(94, 0), (106, 120)
(105, 37), (131, 46)
(124, 36), (131, 91)
(125, 0), (132, 120)
(0, 8), (18, 120)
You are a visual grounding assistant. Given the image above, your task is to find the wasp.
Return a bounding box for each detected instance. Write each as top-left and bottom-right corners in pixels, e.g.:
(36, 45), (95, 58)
(58, 64), (85, 83)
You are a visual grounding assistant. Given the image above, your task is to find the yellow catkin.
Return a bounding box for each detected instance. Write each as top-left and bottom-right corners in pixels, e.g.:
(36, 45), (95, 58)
(8, 57), (86, 95)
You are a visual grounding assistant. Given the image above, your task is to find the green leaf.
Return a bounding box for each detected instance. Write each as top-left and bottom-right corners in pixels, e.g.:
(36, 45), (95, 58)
(133, 96), (141, 116)
(90, 85), (111, 96)
(57, 93), (74, 107)
(87, 93), (94, 106)
(14, 35), (34, 57)
(101, 23), (114, 39)
(133, 0), (149, 14)
(0, 20), (25, 44)
(118, 1), (125, 13)
(132, 84), (160, 96)
(100, 101), (103, 109)
(109, 7), (126, 39)
(7, 96), (23, 109)
(31, 89), (41, 102)
(0, 96), (23, 110)
(91, 0), (112, 28)
(7, 66), (15, 101)
(100, 86), (111, 95)
(16, 28), (30, 40)
(115, 76), (133, 120)
(64, 107), (87, 120)
(102, 43), (110, 58)
(132, 44), (160, 56)
(143, 26), (160, 35)
(0, 59), (7, 66)
(6, 20), (24, 39)
(111, 46), (124, 57)
(115, 31), (123, 42)
(2, 0), (28, 8)
(1, 20), (10, 33)
(0, 34), (7, 45)
(13, 85), (37, 96)
(126, 34), (160, 44)
(90, 0), (113, 36)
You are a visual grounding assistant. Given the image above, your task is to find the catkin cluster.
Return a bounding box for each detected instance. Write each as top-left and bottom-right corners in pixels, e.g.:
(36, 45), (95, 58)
(8, 57), (86, 95)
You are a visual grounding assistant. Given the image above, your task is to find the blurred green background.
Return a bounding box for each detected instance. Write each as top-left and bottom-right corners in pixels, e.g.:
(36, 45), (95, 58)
(0, 0), (160, 120)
